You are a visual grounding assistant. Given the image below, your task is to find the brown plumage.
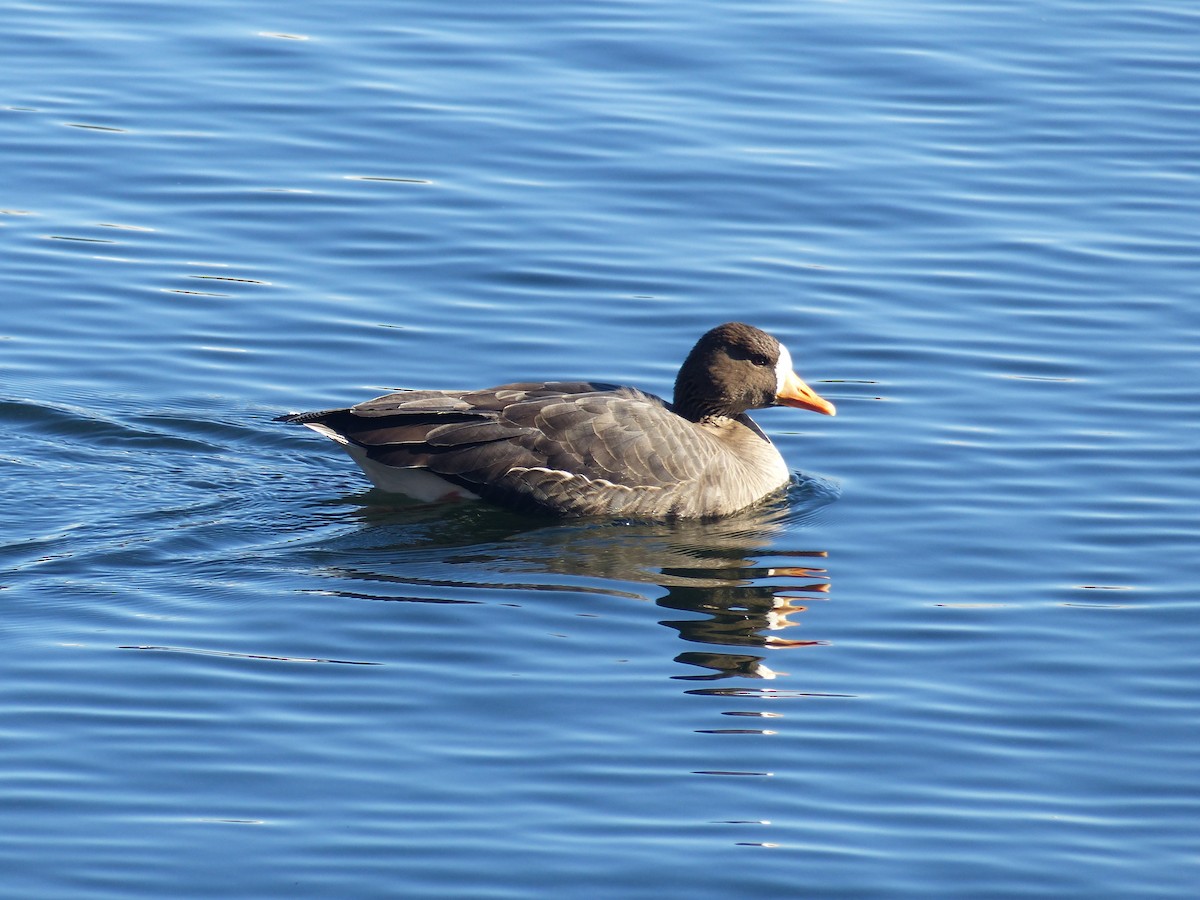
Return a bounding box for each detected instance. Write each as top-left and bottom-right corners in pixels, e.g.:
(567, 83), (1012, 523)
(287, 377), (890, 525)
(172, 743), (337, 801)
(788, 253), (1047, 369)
(278, 322), (835, 519)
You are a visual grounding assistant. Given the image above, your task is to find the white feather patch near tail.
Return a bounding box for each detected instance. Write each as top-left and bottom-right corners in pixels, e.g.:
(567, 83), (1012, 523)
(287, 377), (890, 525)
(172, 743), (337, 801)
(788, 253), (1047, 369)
(302, 423), (480, 502)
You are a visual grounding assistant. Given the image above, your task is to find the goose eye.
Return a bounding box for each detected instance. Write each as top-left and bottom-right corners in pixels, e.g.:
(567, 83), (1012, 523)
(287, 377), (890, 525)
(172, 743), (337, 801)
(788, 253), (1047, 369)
(750, 354), (770, 367)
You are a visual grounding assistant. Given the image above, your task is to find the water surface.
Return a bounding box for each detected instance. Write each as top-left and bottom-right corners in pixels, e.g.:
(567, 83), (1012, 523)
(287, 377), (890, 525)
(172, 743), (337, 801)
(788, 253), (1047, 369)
(3, 0), (1199, 897)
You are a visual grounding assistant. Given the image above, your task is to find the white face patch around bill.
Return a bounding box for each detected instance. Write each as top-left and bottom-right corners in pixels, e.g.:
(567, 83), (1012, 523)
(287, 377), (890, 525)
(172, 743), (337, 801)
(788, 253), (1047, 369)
(774, 342), (795, 395)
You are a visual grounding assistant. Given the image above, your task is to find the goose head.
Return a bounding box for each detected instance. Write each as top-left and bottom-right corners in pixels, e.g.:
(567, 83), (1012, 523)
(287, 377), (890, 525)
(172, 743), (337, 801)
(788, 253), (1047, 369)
(672, 322), (836, 422)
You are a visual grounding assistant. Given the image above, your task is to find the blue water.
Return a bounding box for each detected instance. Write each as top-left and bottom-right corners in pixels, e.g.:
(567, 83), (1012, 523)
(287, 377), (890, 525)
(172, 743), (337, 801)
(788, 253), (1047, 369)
(4, 0), (1199, 896)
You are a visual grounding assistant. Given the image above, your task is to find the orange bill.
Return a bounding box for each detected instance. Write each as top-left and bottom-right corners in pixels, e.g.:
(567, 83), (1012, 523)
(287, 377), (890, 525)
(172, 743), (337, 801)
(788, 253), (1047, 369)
(776, 370), (837, 416)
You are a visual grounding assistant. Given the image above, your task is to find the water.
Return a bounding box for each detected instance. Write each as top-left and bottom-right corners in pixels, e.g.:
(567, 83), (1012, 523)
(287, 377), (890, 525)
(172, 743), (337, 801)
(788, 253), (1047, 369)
(3, 0), (1199, 896)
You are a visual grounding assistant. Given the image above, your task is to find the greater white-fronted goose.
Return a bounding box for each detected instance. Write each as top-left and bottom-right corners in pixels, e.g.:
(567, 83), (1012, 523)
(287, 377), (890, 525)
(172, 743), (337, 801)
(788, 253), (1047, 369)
(279, 322), (835, 519)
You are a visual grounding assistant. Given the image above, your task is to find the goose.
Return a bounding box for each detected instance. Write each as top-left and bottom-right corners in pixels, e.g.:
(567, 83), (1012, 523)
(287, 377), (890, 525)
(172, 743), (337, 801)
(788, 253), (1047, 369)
(278, 322), (835, 519)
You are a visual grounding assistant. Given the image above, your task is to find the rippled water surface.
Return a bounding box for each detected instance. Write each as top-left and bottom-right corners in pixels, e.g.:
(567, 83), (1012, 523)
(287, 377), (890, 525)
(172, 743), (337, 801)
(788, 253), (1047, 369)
(4, 1), (1199, 897)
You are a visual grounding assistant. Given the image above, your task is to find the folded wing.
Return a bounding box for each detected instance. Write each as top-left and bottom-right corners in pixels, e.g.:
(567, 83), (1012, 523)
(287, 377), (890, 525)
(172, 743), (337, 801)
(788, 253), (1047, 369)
(282, 382), (722, 516)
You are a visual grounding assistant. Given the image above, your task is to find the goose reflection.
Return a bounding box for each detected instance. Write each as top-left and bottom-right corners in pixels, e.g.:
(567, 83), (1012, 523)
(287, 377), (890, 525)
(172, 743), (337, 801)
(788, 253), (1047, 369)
(657, 558), (829, 680)
(314, 474), (839, 679)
